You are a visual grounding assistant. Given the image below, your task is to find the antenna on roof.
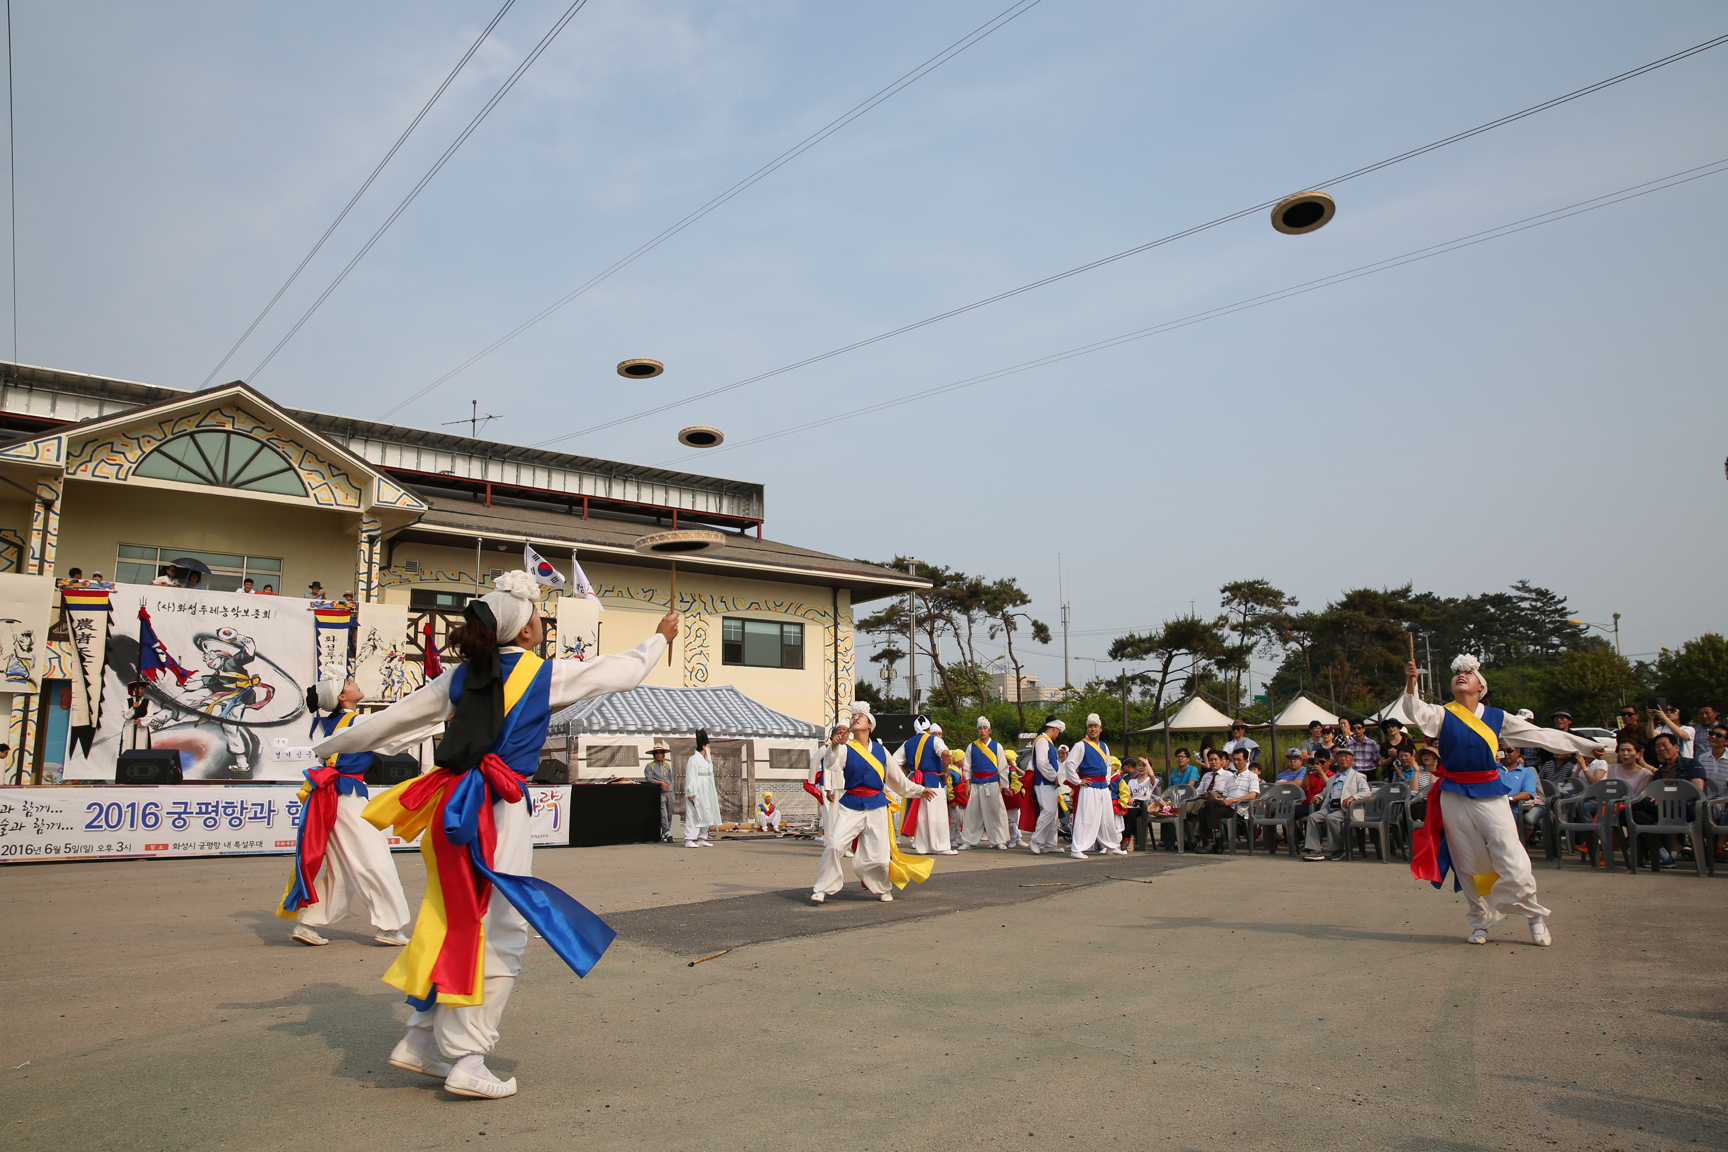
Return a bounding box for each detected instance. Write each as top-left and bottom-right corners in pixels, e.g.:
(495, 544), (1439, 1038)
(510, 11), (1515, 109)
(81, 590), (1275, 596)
(443, 399), (502, 438)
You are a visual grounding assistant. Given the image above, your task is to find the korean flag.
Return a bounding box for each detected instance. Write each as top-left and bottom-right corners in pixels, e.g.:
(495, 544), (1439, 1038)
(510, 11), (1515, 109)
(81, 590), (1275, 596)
(524, 543), (566, 589)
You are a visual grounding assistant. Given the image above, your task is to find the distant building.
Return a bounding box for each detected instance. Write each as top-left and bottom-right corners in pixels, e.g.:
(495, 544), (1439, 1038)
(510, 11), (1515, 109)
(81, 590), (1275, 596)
(986, 671), (1065, 704)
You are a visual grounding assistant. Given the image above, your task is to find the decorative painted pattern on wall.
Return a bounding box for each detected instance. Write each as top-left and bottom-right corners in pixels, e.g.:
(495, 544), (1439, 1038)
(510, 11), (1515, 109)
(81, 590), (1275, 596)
(373, 477), (423, 510)
(0, 529), (23, 574)
(0, 436), (63, 465)
(28, 476), (62, 574)
(356, 516), (382, 604)
(63, 405), (364, 508)
(379, 565), (490, 590)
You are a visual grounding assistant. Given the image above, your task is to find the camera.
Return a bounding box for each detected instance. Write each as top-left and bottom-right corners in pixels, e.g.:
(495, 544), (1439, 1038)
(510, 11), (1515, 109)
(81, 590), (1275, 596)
(1645, 697), (1667, 711)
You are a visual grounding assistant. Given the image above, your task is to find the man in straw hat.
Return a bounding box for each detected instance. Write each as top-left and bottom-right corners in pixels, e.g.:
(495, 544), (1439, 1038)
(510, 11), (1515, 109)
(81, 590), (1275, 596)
(811, 701), (938, 903)
(313, 570), (677, 1099)
(1063, 714), (1129, 859)
(644, 740), (674, 843)
(1027, 717), (1066, 853)
(1401, 654), (1598, 947)
(961, 716), (1012, 850)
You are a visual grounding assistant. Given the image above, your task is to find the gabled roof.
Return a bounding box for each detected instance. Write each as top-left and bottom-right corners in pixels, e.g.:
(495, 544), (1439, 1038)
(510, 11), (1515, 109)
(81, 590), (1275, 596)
(550, 684), (824, 739)
(1263, 695), (1341, 729)
(1133, 694), (1240, 733)
(0, 379), (425, 515)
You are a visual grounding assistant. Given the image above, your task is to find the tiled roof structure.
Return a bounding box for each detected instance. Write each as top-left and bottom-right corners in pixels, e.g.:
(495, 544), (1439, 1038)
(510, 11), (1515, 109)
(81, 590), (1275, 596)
(549, 684), (823, 739)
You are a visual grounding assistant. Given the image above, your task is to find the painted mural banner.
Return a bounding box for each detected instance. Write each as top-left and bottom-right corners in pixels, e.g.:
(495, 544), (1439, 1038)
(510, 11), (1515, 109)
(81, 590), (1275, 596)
(554, 595), (600, 661)
(0, 573), (56, 692)
(63, 584), (320, 783)
(0, 784), (573, 862)
(353, 601), (418, 702)
(312, 605), (354, 683)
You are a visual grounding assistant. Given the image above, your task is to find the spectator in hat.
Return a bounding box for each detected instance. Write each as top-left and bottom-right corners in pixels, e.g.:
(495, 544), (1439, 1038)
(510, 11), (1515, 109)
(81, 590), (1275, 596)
(1376, 718), (1415, 776)
(1222, 720), (1260, 764)
(1302, 746), (1371, 861)
(643, 740), (674, 842)
(1549, 709), (1575, 734)
(304, 581), (325, 600)
(1274, 746), (1306, 783)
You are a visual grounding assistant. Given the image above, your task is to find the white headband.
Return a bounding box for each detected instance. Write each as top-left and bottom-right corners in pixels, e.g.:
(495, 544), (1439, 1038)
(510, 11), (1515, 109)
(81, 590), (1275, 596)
(1450, 653), (1489, 694)
(1085, 713), (1101, 727)
(314, 678), (343, 712)
(481, 570), (539, 643)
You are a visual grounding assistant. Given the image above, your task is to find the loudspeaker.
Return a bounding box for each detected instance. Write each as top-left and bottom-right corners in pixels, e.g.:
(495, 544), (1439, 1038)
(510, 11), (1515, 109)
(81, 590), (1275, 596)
(115, 751), (182, 785)
(364, 753), (422, 786)
(532, 757), (569, 784)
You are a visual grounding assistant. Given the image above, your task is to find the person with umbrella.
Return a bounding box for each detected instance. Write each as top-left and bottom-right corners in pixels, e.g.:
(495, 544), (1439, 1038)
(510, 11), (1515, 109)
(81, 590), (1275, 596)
(171, 557), (213, 590)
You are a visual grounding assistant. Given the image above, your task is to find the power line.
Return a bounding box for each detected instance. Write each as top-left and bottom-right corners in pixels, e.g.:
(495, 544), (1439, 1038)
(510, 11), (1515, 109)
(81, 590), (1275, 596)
(248, 0), (593, 382)
(531, 32), (1728, 450)
(374, 0), (1048, 420)
(657, 157), (1728, 465)
(199, 0), (520, 388)
(6, 0), (14, 362)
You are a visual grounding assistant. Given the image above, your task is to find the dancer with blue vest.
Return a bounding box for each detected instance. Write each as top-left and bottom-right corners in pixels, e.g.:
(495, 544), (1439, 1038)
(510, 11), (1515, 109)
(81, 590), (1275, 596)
(1028, 717), (1065, 854)
(962, 716), (1012, 850)
(894, 715), (955, 855)
(1063, 713), (1129, 859)
(812, 701), (939, 903)
(312, 571), (676, 1099)
(1402, 654), (1596, 947)
(277, 677), (412, 948)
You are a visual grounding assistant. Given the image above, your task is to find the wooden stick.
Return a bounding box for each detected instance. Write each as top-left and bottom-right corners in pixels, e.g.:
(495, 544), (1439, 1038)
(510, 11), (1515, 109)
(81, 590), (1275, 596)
(1106, 875), (1156, 884)
(1018, 882), (1065, 887)
(687, 948), (729, 967)
(668, 561), (677, 666)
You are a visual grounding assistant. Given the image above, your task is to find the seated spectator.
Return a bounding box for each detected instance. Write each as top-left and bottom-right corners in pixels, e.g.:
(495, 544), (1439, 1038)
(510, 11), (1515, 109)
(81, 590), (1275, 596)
(1302, 746), (1369, 861)
(1376, 718), (1415, 776)
(1384, 747), (1420, 787)
(1539, 748), (1601, 797)
(1222, 720), (1260, 765)
(241, 578), (254, 594)
(1408, 746), (1440, 822)
(1193, 747), (1260, 853)
(1698, 722), (1728, 785)
(1124, 760), (1156, 851)
(1167, 748), (1199, 792)
(1649, 704), (1696, 759)
(1614, 705), (1646, 748)
(1499, 746), (1545, 841)
(1631, 732), (1704, 869)
(1605, 738), (1655, 791)
(1274, 747), (1305, 782)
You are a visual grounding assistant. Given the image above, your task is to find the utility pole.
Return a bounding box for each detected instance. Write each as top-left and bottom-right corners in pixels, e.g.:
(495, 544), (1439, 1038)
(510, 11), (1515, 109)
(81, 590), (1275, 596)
(905, 557), (918, 714)
(1059, 554), (1071, 690)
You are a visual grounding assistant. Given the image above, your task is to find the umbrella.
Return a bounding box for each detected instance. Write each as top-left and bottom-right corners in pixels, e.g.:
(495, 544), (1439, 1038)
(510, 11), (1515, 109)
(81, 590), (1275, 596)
(170, 557), (213, 575)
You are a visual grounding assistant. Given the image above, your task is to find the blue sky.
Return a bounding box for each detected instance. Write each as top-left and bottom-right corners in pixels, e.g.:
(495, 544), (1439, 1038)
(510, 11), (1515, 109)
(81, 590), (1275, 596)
(10, 1), (1726, 690)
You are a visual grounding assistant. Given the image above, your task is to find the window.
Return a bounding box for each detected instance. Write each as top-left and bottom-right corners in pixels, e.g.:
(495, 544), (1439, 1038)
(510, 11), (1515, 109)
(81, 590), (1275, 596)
(409, 589), (475, 609)
(721, 617), (804, 669)
(114, 545), (284, 593)
(135, 431), (308, 497)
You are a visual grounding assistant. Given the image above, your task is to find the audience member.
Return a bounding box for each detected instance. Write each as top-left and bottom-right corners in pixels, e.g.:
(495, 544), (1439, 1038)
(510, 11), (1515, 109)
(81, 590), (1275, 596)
(1650, 704), (1696, 759)
(1192, 747), (1260, 853)
(1222, 720), (1260, 764)
(1343, 719), (1378, 777)
(1167, 748), (1200, 792)
(1274, 747), (1305, 782)
(1498, 746), (1545, 841)
(1298, 720), (1325, 757)
(1301, 746), (1369, 861)
(1376, 718), (1415, 774)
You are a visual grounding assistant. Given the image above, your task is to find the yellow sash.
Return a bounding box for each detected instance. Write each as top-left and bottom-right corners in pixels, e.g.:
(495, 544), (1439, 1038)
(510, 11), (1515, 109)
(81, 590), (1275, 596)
(912, 733), (934, 777)
(1443, 702), (1500, 760)
(972, 739), (1001, 769)
(884, 791), (935, 889)
(1082, 738), (1107, 762)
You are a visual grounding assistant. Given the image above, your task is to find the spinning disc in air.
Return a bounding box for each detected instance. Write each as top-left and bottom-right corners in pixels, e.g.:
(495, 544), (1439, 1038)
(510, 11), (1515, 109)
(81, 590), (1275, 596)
(633, 530), (727, 556)
(617, 358), (664, 379)
(1271, 191), (1336, 235)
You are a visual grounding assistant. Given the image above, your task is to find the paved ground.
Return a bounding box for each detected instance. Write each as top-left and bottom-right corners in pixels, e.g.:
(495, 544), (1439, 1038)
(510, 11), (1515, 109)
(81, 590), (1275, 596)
(2, 835), (1724, 1152)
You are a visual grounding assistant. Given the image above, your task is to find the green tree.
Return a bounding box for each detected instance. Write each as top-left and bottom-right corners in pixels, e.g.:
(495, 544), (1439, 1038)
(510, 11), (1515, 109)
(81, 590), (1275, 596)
(1539, 647), (1644, 726)
(1652, 634), (1728, 712)
(1217, 579), (1296, 714)
(984, 576), (1050, 735)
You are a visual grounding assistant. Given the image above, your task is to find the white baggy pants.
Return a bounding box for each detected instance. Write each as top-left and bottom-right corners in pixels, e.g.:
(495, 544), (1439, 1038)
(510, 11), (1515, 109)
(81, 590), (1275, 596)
(1070, 786), (1114, 853)
(814, 804), (893, 896)
(406, 796), (532, 1058)
(1439, 790), (1551, 929)
(685, 823), (710, 846)
(963, 780), (1009, 847)
(909, 790), (951, 853)
(756, 810), (782, 831)
(1031, 785), (1061, 851)
(298, 792), (412, 933)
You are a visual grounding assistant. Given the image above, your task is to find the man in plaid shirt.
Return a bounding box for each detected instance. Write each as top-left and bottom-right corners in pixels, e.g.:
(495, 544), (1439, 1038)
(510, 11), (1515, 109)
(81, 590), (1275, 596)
(1344, 719), (1379, 775)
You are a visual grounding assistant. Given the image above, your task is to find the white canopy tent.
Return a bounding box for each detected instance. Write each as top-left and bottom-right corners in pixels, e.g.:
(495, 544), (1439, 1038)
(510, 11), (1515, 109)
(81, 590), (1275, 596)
(1364, 696), (1406, 724)
(1258, 696), (1340, 730)
(1132, 695), (1238, 734)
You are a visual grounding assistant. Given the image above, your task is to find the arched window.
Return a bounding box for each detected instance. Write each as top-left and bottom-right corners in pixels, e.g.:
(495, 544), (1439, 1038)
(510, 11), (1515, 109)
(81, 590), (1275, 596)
(135, 431), (308, 497)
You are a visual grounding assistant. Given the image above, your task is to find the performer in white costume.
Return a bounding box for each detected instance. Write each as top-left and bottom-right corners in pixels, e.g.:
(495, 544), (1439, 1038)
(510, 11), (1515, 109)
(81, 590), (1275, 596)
(962, 716), (1012, 849)
(1028, 717), (1065, 854)
(1403, 654), (1596, 946)
(811, 702), (937, 903)
(312, 572), (675, 1099)
(685, 730), (721, 847)
(278, 677), (412, 947)
(1064, 714), (1129, 859)
(894, 715), (955, 854)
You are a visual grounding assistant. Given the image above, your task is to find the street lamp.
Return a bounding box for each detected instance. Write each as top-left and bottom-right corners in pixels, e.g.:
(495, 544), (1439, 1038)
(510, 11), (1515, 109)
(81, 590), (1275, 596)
(1568, 613), (1622, 656)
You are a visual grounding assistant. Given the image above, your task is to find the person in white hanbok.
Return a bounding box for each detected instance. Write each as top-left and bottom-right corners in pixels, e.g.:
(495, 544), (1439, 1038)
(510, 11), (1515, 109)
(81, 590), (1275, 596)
(893, 715), (954, 855)
(685, 730), (721, 847)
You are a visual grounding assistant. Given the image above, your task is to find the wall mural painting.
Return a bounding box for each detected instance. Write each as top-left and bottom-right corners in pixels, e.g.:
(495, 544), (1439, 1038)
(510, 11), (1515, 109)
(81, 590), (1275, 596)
(354, 601), (419, 702)
(62, 404), (363, 508)
(63, 584), (318, 782)
(0, 574), (56, 691)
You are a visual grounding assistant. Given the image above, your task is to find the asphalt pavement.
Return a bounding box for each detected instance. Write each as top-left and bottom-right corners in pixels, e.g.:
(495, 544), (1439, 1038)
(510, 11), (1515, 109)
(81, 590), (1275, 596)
(1, 834), (1723, 1152)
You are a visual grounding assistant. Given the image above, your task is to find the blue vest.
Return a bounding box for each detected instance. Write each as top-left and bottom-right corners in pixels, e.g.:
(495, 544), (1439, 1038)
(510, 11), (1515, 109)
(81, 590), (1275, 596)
(1437, 705), (1511, 798)
(448, 652), (556, 777)
(900, 735), (945, 788)
(1034, 738), (1061, 785)
(310, 712), (372, 795)
(1077, 740), (1110, 786)
(968, 739), (1004, 783)
(838, 741), (891, 811)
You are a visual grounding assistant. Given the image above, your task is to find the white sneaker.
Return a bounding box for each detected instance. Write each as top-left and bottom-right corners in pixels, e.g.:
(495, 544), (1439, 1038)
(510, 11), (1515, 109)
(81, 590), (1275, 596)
(879, 892), (894, 902)
(1528, 918), (1553, 947)
(685, 843), (699, 848)
(291, 925), (329, 946)
(697, 841), (714, 848)
(1466, 929), (1489, 945)
(1070, 851), (1088, 861)
(373, 929), (411, 947)
(444, 1057), (518, 1099)
(937, 849), (958, 855)
(388, 1030), (452, 1079)
(810, 892), (825, 904)
(1029, 846), (1042, 855)
(996, 844), (1009, 850)
(1107, 847), (1129, 856)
